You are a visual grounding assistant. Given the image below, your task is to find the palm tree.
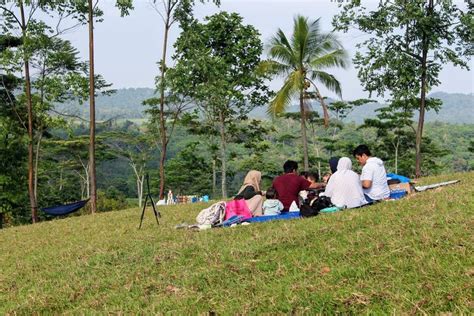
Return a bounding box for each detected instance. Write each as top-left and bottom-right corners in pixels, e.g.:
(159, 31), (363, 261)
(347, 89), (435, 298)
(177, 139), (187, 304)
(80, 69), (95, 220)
(261, 15), (348, 170)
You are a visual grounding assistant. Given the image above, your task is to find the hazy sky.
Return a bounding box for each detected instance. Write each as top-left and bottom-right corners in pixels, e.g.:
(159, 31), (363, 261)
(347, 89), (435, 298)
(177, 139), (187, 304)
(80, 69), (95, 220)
(62, 0), (473, 101)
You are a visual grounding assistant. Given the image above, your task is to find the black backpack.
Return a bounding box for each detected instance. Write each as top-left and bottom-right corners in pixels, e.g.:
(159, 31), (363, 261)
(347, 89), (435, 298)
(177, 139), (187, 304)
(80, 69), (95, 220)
(300, 196), (333, 218)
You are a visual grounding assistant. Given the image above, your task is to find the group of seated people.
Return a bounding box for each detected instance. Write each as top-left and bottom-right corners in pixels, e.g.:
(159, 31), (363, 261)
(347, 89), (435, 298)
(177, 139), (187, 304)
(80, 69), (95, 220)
(234, 145), (391, 216)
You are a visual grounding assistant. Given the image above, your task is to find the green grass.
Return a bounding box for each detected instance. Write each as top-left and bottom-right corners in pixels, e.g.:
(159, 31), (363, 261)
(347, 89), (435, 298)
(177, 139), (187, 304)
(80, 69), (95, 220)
(1, 173), (473, 313)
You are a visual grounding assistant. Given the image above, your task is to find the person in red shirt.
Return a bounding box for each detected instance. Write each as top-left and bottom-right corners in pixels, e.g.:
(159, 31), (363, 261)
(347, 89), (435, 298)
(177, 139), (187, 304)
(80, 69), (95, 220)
(272, 160), (311, 212)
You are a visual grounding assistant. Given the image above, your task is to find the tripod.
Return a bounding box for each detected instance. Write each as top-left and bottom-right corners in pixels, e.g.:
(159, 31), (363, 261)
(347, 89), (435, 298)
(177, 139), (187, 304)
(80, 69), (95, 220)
(138, 174), (161, 229)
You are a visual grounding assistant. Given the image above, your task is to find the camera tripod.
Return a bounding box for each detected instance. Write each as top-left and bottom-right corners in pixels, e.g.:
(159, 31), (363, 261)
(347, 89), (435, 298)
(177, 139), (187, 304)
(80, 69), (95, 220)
(138, 174), (161, 229)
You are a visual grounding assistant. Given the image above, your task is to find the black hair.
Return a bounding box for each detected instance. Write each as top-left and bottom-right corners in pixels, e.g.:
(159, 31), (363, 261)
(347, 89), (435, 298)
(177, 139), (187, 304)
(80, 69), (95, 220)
(307, 172), (319, 182)
(266, 187), (278, 199)
(299, 171), (309, 178)
(283, 160), (298, 173)
(353, 144), (371, 157)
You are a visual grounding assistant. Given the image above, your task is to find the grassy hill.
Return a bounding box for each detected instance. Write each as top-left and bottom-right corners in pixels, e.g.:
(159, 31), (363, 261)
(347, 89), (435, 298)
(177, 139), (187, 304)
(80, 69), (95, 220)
(1, 172), (473, 313)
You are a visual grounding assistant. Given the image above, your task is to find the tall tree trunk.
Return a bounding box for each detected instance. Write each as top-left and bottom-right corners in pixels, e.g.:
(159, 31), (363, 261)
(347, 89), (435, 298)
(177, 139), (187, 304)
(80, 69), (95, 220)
(415, 63), (427, 178)
(212, 159), (217, 198)
(158, 146), (167, 200)
(394, 138), (399, 174)
(138, 174), (144, 208)
(59, 167), (63, 191)
(130, 162), (144, 208)
(218, 112), (227, 199)
(415, 0), (432, 178)
(299, 92), (309, 170)
(158, 6), (172, 200)
(19, 1), (38, 223)
(88, 0), (97, 213)
(309, 122), (322, 179)
(33, 132), (43, 201)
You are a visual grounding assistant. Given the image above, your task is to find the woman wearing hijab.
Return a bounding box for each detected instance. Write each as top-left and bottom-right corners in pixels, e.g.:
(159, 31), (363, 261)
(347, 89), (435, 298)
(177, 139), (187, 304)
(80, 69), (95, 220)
(323, 157), (368, 209)
(323, 157), (340, 183)
(234, 170), (264, 216)
(329, 157), (340, 174)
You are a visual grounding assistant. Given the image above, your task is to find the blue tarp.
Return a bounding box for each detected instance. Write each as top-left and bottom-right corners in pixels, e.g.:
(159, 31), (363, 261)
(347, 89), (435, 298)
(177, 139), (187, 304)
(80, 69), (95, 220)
(243, 212), (301, 223)
(387, 173), (411, 183)
(41, 199), (89, 216)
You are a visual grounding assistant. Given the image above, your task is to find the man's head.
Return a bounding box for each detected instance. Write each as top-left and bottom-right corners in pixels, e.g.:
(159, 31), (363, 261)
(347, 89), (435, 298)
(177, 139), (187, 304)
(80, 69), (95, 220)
(283, 160), (298, 174)
(353, 144), (371, 166)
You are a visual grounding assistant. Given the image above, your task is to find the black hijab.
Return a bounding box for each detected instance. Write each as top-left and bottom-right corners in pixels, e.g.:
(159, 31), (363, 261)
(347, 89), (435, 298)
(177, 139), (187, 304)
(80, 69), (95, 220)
(329, 157), (340, 174)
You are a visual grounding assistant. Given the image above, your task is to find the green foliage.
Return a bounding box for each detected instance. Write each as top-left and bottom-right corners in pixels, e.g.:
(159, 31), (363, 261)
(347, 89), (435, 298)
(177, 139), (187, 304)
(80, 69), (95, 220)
(261, 15), (348, 169)
(333, 0), (472, 176)
(96, 189), (128, 213)
(333, 0), (471, 102)
(169, 11), (269, 197)
(358, 104), (449, 177)
(262, 15), (348, 117)
(170, 11), (269, 118)
(164, 142), (212, 196)
(0, 35), (28, 226)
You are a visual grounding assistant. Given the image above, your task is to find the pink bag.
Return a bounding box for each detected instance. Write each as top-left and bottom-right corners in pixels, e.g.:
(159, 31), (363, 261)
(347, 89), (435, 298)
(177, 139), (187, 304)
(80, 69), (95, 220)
(224, 199), (252, 220)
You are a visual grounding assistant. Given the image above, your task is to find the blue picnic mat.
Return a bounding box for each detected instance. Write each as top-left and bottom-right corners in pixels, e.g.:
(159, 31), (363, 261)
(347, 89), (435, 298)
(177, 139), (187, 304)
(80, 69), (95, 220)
(243, 211), (301, 223)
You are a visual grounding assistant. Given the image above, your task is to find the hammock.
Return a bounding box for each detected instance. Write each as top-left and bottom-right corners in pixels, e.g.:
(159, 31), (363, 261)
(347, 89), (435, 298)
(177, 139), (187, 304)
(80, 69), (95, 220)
(41, 199), (89, 216)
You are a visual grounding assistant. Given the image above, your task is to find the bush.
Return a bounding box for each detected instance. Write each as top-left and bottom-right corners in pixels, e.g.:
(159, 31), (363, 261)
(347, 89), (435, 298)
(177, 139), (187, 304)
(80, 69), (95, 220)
(96, 188), (128, 213)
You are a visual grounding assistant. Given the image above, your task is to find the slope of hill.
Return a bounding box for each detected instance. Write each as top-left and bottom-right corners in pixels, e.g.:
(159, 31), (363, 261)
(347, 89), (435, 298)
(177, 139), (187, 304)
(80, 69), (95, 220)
(251, 92), (474, 124)
(55, 89), (473, 124)
(55, 87), (156, 120)
(1, 172), (472, 313)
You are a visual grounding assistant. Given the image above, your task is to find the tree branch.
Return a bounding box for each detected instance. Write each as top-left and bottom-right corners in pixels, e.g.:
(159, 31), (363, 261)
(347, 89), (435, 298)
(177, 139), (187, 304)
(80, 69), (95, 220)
(49, 108), (88, 122)
(0, 6), (22, 27)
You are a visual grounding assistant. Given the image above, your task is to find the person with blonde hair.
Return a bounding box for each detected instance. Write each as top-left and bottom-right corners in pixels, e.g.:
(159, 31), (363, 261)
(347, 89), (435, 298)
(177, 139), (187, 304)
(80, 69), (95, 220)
(234, 170), (265, 216)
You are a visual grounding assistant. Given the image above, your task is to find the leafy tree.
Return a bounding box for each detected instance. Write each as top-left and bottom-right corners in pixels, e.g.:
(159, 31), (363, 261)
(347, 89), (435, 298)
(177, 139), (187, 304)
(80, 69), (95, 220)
(260, 15), (349, 170)
(0, 35), (28, 227)
(149, 0), (220, 199)
(143, 86), (193, 199)
(52, 0), (134, 213)
(168, 12), (269, 198)
(0, 0), (45, 222)
(0, 0), (112, 221)
(102, 131), (155, 208)
(333, 0), (472, 177)
(359, 104), (415, 174)
(42, 135), (115, 201)
(165, 142), (212, 196)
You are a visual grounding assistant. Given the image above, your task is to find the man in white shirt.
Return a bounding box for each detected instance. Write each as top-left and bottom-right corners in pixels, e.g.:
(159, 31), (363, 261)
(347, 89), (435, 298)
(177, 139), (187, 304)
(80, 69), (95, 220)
(353, 145), (390, 202)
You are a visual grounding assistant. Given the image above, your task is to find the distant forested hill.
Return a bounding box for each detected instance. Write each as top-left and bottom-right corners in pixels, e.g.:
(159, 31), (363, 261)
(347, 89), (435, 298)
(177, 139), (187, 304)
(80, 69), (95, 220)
(345, 92), (473, 124)
(250, 91), (473, 124)
(54, 88), (473, 124)
(55, 87), (156, 120)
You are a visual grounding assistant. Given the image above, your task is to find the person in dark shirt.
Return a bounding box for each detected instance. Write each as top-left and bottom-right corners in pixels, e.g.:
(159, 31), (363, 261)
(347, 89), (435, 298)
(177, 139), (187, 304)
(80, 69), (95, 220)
(234, 170), (264, 216)
(272, 160), (311, 212)
(323, 157), (340, 183)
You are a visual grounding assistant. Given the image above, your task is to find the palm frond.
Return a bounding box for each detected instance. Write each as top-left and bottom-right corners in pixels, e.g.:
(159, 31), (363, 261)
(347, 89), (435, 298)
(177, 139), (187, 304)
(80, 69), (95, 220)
(309, 49), (349, 70)
(268, 29), (296, 66)
(307, 31), (342, 60)
(258, 60), (292, 77)
(291, 15), (310, 66)
(310, 71), (343, 98)
(267, 70), (302, 117)
(305, 18), (324, 57)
